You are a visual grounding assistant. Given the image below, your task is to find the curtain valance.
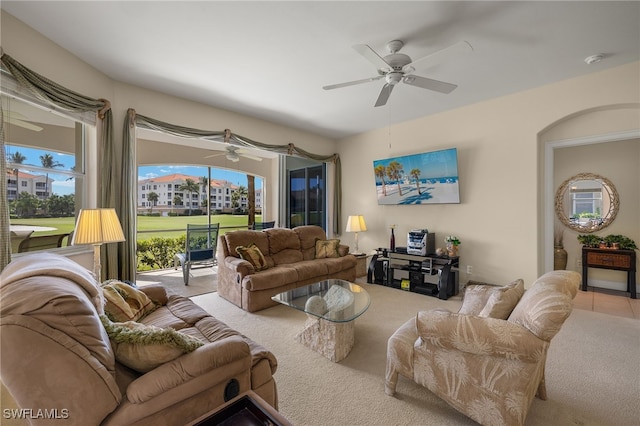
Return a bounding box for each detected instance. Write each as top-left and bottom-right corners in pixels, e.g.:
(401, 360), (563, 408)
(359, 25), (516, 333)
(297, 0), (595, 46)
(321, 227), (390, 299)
(0, 50), (115, 274)
(121, 110), (342, 278)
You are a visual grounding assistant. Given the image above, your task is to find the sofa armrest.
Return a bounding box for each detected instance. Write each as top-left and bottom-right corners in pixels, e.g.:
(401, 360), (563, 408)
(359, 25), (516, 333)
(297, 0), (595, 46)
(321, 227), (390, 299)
(415, 309), (546, 362)
(137, 284), (169, 306)
(126, 335), (251, 403)
(338, 244), (350, 256)
(222, 256), (255, 277)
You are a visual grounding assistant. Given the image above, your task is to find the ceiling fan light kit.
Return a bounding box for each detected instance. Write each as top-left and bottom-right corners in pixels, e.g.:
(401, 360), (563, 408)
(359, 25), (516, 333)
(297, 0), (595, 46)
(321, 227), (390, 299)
(324, 39), (472, 107)
(204, 145), (262, 162)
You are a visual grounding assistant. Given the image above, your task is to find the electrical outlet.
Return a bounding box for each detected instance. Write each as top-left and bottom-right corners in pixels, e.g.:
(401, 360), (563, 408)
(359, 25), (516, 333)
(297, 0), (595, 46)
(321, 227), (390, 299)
(576, 259), (582, 268)
(466, 265), (473, 274)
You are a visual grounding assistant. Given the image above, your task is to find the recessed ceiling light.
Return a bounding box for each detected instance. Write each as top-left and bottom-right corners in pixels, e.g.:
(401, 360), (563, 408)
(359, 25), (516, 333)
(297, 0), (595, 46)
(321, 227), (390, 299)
(584, 54), (604, 65)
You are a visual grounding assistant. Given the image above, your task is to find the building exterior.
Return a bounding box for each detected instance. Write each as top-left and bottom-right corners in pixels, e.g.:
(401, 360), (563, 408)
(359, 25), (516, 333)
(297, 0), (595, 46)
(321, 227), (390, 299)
(6, 170), (55, 201)
(137, 173), (262, 214)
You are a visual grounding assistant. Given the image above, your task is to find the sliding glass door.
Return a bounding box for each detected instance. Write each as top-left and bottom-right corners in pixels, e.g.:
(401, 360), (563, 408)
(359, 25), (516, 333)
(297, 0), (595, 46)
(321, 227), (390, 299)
(288, 164), (325, 229)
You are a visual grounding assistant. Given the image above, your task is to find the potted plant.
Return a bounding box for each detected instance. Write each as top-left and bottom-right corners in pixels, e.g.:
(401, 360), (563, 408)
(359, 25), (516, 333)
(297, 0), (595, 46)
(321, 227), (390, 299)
(603, 234), (637, 250)
(577, 234), (602, 248)
(444, 235), (460, 257)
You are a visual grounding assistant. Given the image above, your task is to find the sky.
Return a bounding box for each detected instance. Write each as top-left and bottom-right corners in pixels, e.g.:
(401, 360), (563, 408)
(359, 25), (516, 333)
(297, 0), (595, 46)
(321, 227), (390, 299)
(6, 144), (262, 196)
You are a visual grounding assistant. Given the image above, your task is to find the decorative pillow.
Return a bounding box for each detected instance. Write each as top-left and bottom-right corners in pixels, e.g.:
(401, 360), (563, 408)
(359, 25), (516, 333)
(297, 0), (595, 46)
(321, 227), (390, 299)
(236, 243), (268, 271)
(315, 239), (340, 259)
(478, 279), (525, 319)
(100, 315), (204, 373)
(101, 280), (158, 322)
(458, 285), (496, 316)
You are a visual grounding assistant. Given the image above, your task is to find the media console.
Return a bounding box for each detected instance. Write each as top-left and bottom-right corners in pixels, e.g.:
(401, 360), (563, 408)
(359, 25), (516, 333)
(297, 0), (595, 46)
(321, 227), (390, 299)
(368, 250), (459, 300)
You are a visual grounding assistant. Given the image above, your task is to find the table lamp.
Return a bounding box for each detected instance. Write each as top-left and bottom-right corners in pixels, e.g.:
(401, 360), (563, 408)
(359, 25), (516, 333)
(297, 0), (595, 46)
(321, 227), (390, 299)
(72, 208), (125, 282)
(345, 215), (367, 254)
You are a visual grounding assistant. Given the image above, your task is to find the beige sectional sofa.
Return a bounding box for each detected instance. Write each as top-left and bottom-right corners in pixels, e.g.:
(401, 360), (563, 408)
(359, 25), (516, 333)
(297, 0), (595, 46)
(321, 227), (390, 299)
(217, 225), (357, 312)
(0, 253), (278, 425)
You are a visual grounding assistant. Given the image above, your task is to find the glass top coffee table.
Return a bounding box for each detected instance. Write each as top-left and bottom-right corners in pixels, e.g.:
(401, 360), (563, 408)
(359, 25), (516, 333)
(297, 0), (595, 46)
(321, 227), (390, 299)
(271, 279), (370, 362)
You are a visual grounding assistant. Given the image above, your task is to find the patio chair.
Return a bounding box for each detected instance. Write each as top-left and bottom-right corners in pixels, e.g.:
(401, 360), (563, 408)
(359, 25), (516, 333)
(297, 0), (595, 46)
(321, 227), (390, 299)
(17, 233), (70, 253)
(174, 223), (220, 285)
(252, 221), (276, 230)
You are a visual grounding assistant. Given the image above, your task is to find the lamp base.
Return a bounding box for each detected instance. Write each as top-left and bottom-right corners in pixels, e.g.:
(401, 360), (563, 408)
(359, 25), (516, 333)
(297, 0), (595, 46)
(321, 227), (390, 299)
(92, 244), (102, 283)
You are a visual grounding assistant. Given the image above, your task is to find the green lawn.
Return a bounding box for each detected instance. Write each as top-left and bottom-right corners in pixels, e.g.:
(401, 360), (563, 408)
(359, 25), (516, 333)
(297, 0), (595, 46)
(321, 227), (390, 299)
(11, 214), (262, 242)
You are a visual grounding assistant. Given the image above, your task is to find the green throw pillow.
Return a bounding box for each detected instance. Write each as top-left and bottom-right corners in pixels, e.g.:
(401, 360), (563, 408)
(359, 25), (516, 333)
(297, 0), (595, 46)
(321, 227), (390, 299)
(236, 243), (269, 271)
(100, 315), (204, 373)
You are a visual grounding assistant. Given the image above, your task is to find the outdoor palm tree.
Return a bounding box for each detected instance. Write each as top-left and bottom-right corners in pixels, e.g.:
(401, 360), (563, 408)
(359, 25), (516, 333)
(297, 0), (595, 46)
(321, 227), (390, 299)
(172, 195), (182, 214)
(374, 164), (388, 196)
(231, 185), (248, 211)
(147, 191), (159, 214)
(8, 151), (26, 200)
(39, 153), (63, 200)
(386, 161), (404, 197)
(179, 178), (199, 215)
(410, 168), (421, 195)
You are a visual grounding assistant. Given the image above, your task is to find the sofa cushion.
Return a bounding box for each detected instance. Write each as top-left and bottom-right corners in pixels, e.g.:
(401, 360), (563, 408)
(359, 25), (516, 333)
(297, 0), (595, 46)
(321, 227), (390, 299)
(508, 271), (580, 341)
(478, 279), (524, 319)
(458, 279), (523, 318)
(101, 315), (203, 373)
(224, 231), (270, 259)
(323, 256), (357, 274)
(236, 243), (269, 271)
(295, 225), (329, 260)
(102, 280), (158, 322)
(290, 260), (329, 281)
(243, 266), (299, 291)
(315, 239), (340, 259)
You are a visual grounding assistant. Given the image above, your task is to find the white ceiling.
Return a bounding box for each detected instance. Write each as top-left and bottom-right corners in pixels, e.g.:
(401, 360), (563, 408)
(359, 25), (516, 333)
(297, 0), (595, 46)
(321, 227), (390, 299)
(2, 1), (639, 140)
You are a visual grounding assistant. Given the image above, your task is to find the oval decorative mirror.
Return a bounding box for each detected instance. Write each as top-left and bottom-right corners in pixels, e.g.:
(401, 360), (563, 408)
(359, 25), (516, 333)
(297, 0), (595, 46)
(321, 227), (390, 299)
(555, 172), (619, 233)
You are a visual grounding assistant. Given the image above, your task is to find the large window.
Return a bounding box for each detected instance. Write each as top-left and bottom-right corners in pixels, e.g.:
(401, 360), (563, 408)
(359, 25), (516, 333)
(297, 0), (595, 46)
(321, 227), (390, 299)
(3, 92), (94, 254)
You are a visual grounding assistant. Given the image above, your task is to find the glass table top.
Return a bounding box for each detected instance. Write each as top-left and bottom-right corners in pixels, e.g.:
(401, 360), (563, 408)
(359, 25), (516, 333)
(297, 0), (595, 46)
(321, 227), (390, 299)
(271, 279), (370, 323)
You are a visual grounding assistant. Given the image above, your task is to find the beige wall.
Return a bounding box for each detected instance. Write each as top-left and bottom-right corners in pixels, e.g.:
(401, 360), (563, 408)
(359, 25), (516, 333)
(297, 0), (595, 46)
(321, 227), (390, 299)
(338, 62), (640, 288)
(3, 11), (639, 289)
(552, 139), (639, 290)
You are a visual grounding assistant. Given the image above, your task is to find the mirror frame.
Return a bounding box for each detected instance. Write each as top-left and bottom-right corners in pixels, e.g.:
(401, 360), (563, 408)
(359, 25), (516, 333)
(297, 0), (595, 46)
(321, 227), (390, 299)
(555, 172), (619, 233)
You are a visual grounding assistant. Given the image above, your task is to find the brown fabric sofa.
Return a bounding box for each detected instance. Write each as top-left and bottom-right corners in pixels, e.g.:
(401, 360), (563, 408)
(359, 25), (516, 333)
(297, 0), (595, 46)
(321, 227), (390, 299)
(0, 253), (278, 425)
(217, 225), (357, 312)
(385, 270), (581, 426)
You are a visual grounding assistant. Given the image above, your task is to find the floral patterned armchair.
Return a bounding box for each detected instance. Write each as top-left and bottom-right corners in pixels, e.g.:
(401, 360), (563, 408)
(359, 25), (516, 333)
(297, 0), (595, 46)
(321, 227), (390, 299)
(385, 270), (580, 426)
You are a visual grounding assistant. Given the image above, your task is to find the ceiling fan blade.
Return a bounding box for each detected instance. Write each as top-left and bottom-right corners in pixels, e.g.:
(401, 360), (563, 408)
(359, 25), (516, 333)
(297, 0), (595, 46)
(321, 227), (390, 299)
(5, 117), (43, 131)
(204, 152), (226, 159)
(405, 40), (473, 71)
(353, 44), (393, 71)
(323, 75), (383, 90)
(403, 75), (458, 94)
(238, 152), (263, 162)
(374, 84), (394, 107)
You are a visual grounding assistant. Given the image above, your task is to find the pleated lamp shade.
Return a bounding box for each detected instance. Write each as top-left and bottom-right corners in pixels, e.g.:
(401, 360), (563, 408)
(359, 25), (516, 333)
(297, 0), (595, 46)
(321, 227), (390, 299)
(72, 208), (125, 245)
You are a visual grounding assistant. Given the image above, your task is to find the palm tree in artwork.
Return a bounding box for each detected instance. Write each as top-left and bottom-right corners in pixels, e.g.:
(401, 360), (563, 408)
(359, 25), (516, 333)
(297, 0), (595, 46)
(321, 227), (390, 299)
(8, 151), (26, 200)
(374, 165), (388, 196)
(410, 168), (422, 195)
(386, 161), (404, 197)
(39, 153), (63, 200)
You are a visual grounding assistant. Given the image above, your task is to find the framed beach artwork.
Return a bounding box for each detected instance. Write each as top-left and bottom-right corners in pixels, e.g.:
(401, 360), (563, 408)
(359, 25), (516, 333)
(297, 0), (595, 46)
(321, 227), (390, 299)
(372, 148), (460, 205)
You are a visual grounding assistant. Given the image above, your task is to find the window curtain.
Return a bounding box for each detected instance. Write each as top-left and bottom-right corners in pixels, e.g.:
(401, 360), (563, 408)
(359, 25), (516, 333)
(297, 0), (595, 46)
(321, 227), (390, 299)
(123, 110), (342, 277)
(0, 51), (116, 276)
(0, 105), (9, 270)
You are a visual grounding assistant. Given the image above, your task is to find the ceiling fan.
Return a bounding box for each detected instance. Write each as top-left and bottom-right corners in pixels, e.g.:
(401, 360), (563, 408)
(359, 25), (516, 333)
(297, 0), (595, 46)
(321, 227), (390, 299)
(3, 110), (43, 132)
(204, 145), (262, 163)
(323, 40), (473, 107)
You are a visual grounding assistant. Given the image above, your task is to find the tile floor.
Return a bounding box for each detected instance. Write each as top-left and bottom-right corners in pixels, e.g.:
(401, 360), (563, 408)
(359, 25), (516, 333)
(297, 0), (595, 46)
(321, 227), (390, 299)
(573, 287), (640, 319)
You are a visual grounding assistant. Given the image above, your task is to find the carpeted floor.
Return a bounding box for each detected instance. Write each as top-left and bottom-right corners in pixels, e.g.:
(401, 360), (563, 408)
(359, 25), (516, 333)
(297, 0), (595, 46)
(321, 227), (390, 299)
(136, 265), (217, 298)
(191, 281), (640, 426)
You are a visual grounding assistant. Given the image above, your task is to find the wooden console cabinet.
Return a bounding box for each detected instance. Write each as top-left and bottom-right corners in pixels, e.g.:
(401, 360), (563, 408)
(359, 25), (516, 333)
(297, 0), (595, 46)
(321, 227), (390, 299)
(582, 247), (636, 299)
